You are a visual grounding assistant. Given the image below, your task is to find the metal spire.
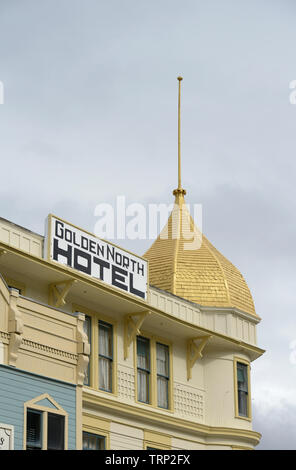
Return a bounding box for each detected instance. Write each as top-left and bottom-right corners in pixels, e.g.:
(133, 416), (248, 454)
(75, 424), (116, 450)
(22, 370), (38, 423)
(173, 76), (186, 198)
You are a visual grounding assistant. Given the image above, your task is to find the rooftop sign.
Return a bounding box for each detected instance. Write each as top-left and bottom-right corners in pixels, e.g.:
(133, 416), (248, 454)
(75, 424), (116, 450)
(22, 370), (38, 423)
(44, 215), (148, 300)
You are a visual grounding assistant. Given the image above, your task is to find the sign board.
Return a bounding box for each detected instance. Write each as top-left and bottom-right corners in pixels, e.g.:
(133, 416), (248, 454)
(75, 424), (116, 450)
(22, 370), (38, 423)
(0, 424), (14, 450)
(44, 215), (148, 300)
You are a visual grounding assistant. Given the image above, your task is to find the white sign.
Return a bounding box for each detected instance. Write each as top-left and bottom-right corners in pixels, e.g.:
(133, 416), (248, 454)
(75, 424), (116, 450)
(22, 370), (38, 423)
(0, 424), (14, 450)
(44, 215), (148, 300)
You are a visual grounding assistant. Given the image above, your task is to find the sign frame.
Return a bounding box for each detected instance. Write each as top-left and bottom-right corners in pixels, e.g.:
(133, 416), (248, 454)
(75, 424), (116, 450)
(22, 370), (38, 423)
(44, 214), (149, 301)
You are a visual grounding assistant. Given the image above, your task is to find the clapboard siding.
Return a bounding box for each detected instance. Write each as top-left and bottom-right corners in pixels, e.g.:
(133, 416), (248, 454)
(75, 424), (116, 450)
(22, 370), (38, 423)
(0, 365), (76, 449)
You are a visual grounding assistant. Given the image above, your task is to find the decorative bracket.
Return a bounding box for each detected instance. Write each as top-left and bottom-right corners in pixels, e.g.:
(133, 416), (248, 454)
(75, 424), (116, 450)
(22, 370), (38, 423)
(76, 313), (90, 386)
(187, 335), (212, 381)
(124, 311), (150, 360)
(8, 288), (23, 367)
(48, 279), (77, 308)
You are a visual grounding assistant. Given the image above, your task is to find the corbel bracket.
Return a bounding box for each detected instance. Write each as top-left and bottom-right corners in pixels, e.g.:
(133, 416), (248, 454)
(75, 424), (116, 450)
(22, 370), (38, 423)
(76, 313), (90, 386)
(124, 311), (150, 360)
(8, 288), (23, 367)
(49, 279), (77, 308)
(187, 335), (212, 381)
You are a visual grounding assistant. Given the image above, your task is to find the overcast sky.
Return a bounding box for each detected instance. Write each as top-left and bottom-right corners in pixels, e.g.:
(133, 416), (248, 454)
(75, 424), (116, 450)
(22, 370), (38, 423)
(0, 0), (295, 449)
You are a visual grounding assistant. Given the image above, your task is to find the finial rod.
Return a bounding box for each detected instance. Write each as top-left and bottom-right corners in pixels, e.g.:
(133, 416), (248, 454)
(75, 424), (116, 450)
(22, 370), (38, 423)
(177, 76), (182, 190)
(173, 77), (186, 198)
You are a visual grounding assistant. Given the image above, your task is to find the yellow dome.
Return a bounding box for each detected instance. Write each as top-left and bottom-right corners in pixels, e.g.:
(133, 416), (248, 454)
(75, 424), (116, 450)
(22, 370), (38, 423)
(144, 191), (257, 317)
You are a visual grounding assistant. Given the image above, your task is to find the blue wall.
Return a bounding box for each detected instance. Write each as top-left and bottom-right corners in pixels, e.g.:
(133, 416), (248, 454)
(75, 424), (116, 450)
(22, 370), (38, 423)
(0, 365), (76, 450)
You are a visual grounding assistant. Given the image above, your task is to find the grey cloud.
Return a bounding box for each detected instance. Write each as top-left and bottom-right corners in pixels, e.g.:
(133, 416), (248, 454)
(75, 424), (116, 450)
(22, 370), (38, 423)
(253, 402), (296, 450)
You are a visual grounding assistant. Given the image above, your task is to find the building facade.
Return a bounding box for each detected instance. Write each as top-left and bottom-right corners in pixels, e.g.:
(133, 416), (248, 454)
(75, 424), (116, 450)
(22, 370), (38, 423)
(0, 196), (264, 450)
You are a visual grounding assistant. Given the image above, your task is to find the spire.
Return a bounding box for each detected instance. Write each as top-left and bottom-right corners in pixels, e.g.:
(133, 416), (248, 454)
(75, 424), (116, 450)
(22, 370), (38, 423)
(173, 76), (186, 200)
(144, 77), (257, 317)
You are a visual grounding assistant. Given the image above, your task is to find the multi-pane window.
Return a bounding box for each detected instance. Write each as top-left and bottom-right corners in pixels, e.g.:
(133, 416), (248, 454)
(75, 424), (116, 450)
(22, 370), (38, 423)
(237, 362), (249, 417)
(83, 315), (91, 386)
(83, 432), (105, 450)
(99, 320), (113, 392)
(137, 337), (150, 404)
(26, 409), (65, 450)
(136, 337), (171, 409)
(78, 310), (115, 393)
(156, 343), (169, 409)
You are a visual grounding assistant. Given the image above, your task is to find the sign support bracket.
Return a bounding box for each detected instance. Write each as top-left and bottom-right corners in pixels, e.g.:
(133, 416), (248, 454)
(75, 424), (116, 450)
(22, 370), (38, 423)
(124, 311), (150, 360)
(48, 279), (77, 308)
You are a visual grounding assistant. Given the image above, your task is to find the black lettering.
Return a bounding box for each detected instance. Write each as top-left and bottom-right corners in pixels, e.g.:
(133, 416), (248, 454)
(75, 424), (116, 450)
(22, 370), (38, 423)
(107, 245), (115, 262)
(73, 248), (91, 274)
(65, 228), (72, 243)
(130, 259), (137, 272)
(73, 232), (80, 247)
(112, 265), (128, 291)
(137, 263), (144, 276)
(129, 273), (145, 298)
(115, 252), (122, 266)
(53, 238), (72, 266)
(89, 240), (96, 254)
(81, 236), (89, 251)
(97, 243), (105, 257)
(55, 220), (64, 239)
(122, 256), (129, 269)
(93, 257), (110, 280)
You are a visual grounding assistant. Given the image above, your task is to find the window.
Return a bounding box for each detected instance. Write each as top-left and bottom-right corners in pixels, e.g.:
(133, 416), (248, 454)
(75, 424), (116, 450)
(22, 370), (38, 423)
(75, 306), (116, 394)
(83, 315), (91, 386)
(234, 358), (251, 420)
(156, 343), (169, 409)
(136, 336), (172, 409)
(99, 320), (113, 392)
(26, 409), (65, 450)
(25, 394), (67, 450)
(26, 409), (42, 450)
(47, 413), (65, 450)
(137, 337), (150, 404)
(83, 432), (105, 450)
(237, 362), (249, 417)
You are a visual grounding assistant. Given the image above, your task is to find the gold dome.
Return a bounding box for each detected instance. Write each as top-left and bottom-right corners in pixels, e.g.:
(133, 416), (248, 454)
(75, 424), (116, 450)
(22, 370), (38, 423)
(144, 191), (257, 317)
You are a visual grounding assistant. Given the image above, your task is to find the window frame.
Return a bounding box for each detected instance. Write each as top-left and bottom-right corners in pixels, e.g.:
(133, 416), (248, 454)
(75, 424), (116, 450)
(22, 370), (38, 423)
(144, 430), (171, 450)
(82, 431), (106, 450)
(136, 336), (151, 404)
(233, 357), (251, 421)
(24, 394), (68, 450)
(73, 304), (117, 395)
(26, 408), (43, 450)
(82, 415), (110, 450)
(134, 332), (173, 411)
(98, 319), (113, 393)
(156, 342), (170, 410)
